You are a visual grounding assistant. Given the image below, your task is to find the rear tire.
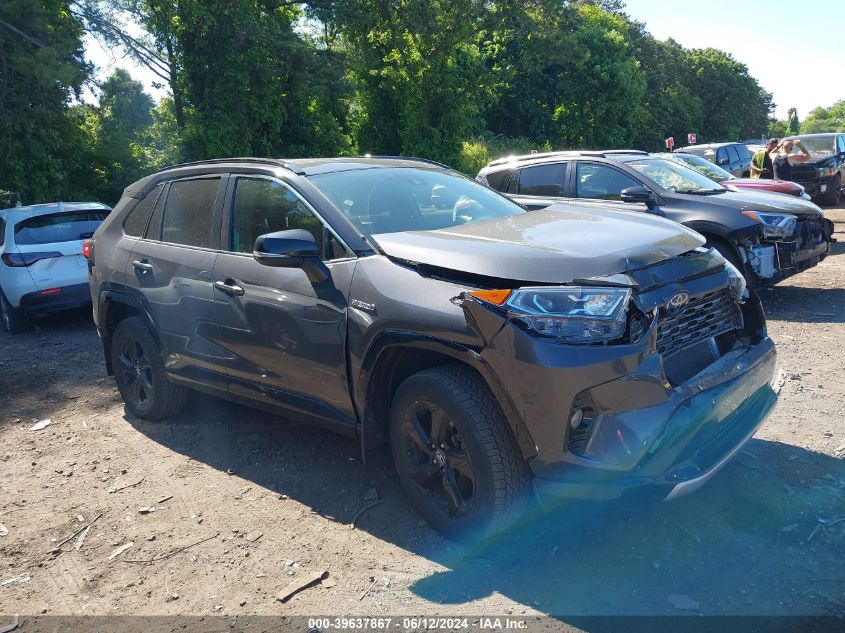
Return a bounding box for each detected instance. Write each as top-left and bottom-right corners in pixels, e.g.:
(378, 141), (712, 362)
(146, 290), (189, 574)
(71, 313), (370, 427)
(389, 365), (531, 540)
(110, 317), (187, 420)
(0, 290), (30, 334)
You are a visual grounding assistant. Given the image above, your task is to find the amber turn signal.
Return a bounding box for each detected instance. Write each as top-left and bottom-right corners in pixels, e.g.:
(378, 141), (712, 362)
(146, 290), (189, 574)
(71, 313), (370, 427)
(468, 289), (512, 305)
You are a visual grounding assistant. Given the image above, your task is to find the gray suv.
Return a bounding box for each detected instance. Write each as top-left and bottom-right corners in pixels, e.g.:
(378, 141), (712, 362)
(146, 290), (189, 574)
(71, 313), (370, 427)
(86, 157), (778, 538)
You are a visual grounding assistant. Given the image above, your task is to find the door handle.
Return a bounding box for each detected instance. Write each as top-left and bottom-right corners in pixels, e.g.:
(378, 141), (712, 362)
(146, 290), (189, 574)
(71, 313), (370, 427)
(132, 260), (153, 273)
(214, 280), (245, 296)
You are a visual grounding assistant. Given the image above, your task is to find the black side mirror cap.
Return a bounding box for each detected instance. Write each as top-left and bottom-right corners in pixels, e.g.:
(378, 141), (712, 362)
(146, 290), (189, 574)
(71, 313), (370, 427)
(253, 229), (330, 283)
(621, 185), (658, 210)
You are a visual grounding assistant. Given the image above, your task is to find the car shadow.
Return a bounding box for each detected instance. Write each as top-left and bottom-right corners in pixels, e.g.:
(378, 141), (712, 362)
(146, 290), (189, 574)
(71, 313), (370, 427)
(125, 395), (845, 620)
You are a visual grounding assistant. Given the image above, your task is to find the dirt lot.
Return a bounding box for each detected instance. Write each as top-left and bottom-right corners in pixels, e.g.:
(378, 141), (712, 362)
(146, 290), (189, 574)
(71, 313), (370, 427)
(2, 210), (844, 622)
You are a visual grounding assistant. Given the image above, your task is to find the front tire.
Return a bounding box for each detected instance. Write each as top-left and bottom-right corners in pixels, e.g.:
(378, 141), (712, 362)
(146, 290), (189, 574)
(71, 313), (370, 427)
(390, 365), (531, 539)
(110, 317), (187, 420)
(0, 290), (29, 334)
(823, 176), (842, 207)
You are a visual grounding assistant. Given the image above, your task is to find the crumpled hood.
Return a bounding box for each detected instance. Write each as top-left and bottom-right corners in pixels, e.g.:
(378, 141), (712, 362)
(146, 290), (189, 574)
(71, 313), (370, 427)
(702, 190), (822, 217)
(371, 206), (705, 284)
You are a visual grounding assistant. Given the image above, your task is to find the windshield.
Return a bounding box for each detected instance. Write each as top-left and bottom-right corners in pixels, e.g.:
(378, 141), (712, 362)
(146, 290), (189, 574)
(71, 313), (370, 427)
(15, 210), (109, 245)
(309, 167), (525, 237)
(789, 136), (836, 156)
(669, 153), (734, 181)
(625, 158), (725, 194)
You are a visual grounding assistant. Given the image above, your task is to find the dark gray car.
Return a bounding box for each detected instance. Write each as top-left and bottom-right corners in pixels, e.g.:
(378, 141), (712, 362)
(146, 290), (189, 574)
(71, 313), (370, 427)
(476, 151), (834, 287)
(86, 157), (777, 538)
(675, 142), (753, 178)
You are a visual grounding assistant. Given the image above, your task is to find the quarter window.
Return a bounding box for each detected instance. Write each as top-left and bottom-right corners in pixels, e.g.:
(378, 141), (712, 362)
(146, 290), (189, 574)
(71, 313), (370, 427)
(516, 163), (567, 196)
(123, 184), (163, 237)
(160, 178), (219, 248)
(0, 217), (5, 246)
(575, 163), (640, 201)
(230, 177), (342, 258)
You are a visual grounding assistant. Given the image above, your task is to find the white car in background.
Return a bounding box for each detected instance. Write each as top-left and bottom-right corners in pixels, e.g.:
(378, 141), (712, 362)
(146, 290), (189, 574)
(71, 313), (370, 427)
(0, 202), (110, 333)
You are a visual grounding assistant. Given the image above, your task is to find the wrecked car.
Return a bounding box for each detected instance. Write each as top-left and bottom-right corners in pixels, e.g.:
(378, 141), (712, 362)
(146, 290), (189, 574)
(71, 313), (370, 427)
(86, 157), (778, 538)
(476, 150), (835, 287)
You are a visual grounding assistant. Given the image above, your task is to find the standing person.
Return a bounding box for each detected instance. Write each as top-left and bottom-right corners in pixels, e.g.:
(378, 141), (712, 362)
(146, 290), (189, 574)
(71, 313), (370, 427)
(750, 139), (777, 179)
(770, 138), (811, 182)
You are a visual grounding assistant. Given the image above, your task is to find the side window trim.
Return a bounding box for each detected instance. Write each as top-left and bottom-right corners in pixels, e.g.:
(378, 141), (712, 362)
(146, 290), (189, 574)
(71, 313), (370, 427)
(223, 173), (355, 261)
(145, 175), (226, 250)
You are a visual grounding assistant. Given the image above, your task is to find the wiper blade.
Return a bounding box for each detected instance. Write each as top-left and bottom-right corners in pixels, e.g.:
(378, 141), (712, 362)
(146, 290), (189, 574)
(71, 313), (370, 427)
(675, 188), (726, 195)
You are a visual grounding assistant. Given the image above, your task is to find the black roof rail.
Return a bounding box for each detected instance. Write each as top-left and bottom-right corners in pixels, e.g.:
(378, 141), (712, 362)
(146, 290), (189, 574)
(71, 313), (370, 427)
(153, 157), (305, 175)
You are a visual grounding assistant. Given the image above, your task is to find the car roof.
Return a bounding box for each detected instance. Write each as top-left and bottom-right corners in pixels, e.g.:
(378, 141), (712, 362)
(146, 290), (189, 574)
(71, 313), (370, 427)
(785, 132), (843, 139)
(124, 156), (451, 198)
(0, 201), (111, 222)
(675, 142), (738, 151)
(482, 150), (648, 170)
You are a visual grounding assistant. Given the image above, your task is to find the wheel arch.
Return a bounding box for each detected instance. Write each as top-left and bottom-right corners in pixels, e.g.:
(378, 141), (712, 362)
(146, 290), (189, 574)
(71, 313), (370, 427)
(355, 332), (537, 462)
(98, 290), (160, 375)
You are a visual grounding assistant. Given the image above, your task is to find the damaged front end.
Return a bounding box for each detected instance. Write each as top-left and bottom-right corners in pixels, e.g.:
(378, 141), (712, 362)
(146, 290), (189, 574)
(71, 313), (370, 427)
(740, 211), (835, 285)
(453, 247), (778, 502)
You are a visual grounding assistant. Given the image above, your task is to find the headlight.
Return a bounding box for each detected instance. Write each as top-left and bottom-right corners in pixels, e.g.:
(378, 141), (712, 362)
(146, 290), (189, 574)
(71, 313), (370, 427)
(817, 167), (835, 178)
(467, 287), (631, 343)
(722, 258), (747, 300)
(742, 210), (798, 239)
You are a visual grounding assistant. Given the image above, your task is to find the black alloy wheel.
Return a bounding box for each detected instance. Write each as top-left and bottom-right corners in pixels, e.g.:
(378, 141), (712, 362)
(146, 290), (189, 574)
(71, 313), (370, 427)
(115, 334), (155, 410)
(400, 401), (475, 519)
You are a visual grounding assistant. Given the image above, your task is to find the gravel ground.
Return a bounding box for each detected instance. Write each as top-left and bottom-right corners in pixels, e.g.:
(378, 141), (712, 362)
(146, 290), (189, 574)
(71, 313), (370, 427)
(1, 209), (844, 621)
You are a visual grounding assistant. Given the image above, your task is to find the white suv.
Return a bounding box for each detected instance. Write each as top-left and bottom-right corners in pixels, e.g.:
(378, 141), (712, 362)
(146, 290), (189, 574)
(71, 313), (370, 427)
(0, 202), (110, 333)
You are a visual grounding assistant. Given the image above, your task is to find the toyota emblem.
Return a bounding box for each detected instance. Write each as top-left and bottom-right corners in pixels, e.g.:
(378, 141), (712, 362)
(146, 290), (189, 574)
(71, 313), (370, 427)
(666, 291), (690, 315)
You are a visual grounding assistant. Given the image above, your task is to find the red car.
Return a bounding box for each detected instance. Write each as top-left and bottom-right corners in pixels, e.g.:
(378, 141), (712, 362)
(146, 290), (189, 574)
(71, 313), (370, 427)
(656, 152), (810, 199)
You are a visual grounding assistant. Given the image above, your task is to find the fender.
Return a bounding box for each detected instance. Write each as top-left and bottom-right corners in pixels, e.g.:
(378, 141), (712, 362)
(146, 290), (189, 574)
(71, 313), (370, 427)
(97, 286), (160, 374)
(355, 330), (538, 461)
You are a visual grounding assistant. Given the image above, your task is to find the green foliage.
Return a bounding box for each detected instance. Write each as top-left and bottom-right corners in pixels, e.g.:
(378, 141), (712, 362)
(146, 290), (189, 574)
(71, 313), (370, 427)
(0, 0), (789, 205)
(801, 101), (845, 134)
(787, 108), (800, 135)
(768, 118), (789, 139)
(0, 0), (93, 204)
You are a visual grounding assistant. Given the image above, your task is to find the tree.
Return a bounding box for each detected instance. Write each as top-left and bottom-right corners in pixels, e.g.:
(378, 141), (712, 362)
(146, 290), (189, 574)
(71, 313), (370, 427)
(87, 69), (154, 203)
(801, 101), (845, 134)
(0, 0), (94, 203)
(788, 107), (799, 135)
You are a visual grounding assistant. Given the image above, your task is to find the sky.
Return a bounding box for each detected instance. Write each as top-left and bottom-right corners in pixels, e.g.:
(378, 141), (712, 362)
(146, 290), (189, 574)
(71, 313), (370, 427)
(624, 0), (845, 119)
(84, 1), (845, 120)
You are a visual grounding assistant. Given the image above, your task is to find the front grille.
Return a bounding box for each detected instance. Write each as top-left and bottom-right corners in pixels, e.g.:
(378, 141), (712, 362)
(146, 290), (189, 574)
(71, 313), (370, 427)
(790, 166), (817, 183)
(657, 289), (742, 359)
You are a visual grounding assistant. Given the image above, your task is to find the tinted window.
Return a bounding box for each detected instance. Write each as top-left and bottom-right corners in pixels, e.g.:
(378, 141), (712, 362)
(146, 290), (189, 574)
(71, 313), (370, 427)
(231, 177), (331, 256)
(735, 144), (752, 161)
(484, 169), (512, 192)
(160, 178), (219, 248)
(0, 217), (5, 246)
(575, 163), (640, 200)
(15, 211), (108, 245)
(309, 168), (524, 238)
(838, 135), (845, 153)
(716, 148), (729, 165)
(517, 163), (567, 196)
(726, 146), (740, 162)
(123, 184), (163, 237)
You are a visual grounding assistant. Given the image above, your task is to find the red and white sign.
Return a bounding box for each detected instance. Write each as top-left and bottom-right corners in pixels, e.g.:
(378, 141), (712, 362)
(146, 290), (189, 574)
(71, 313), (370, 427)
(665, 137), (674, 149)
(688, 132), (697, 144)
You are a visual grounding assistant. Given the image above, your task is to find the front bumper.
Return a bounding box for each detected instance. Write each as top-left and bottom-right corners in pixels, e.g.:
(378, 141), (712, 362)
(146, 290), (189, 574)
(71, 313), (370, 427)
(531, 337), (777, 501)
(18, 282), (91, 317)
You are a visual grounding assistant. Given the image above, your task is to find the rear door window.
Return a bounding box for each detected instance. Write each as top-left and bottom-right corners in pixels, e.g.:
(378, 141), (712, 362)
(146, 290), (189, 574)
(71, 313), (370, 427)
(484, 169), (512, 192)
(726, 146), (740, 163)
(14, 210), (109, 245)
(123, 184), (164, 237)
(516, 163), (567, 196)
(160, 178), (220, 248)
(735, 144), (752, 161)
(575, 163), (640, 200)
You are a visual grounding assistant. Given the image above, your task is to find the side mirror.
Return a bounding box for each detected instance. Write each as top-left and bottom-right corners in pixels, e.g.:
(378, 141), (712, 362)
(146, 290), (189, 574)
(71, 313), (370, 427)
(254, 229), (329, 283)
(717, 157), (730, 166)
(621, 186), (658, 211)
